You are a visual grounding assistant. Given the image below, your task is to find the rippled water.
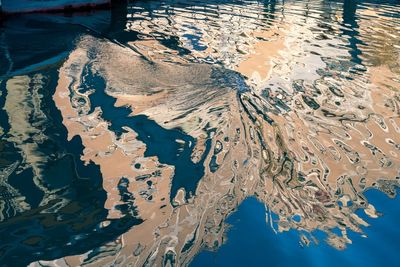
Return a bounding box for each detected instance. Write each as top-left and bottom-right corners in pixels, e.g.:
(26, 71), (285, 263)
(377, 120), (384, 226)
(0, 0), (399, 266)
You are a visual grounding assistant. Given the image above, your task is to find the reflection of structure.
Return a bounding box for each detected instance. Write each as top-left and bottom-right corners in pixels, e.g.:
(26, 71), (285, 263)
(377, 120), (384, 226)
(125, 0), (281, 68)
(50, 34), (255, 266)
(0, 11), (112, 220)
(0, 11), (140, 266)
(1, 0), (399, 266)
(0, 161), (29, 221)
(36, 1), (400, 266)
(356, 5), (400, 74)
(4, 75), (58, 209)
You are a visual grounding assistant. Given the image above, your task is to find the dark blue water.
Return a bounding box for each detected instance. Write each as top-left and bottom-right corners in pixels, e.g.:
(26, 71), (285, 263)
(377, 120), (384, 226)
(191, 190), (400, 267)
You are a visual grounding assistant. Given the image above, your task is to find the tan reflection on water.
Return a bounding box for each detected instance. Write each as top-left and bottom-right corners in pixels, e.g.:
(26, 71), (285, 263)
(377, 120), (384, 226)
(51, 35), (255, 266)
(33, 1), (400, 266)
(1, 75), (71, 220)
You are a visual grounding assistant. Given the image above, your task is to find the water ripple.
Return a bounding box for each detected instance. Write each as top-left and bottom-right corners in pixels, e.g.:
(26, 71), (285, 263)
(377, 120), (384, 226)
(0, 0), (399, 266)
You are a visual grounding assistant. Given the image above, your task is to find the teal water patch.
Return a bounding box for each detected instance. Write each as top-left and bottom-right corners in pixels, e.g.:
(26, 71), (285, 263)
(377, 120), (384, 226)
(191, 190), (400, 267)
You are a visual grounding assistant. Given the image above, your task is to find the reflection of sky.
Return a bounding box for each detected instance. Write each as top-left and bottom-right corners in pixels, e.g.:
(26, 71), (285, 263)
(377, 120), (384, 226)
(192, 190), (400, 267)
(183, 33), (208, 51)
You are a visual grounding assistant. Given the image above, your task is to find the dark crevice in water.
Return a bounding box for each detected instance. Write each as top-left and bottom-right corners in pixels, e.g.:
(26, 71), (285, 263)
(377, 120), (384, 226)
(0, 80), (11, 135)
(116, 177), (141, 217)
(341, 0), (363, 65)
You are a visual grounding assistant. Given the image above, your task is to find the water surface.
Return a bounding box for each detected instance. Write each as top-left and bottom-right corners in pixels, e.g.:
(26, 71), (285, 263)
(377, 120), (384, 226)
(0, 0), (399, 266)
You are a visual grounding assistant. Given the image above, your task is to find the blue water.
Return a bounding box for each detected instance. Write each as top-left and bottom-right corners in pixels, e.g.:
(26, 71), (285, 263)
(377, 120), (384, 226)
(191, 190), (400, 267)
